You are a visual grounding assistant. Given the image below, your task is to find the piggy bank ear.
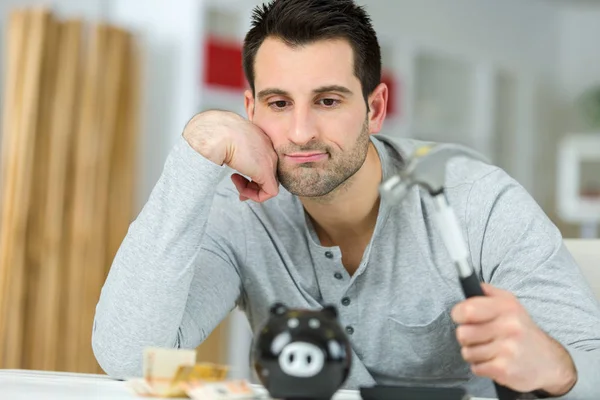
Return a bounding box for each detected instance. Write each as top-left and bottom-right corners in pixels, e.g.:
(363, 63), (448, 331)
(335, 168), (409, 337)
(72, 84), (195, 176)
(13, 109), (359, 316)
(322, 305), (338, 319)
(270, 303), (288, 316)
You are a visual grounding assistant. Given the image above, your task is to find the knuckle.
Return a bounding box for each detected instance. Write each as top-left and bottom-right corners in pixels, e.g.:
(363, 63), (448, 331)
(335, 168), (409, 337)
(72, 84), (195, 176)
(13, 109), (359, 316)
(505, 299), (520, 313)
(456, 326), (468, 344)
(502, 340), (518, 359)
(506, 317), (523, 338)
(460, 346), (471, 361)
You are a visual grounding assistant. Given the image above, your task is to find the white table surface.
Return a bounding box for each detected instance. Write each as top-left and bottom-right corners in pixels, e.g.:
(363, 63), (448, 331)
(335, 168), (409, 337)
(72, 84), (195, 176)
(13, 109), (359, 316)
(0, 369), (492, 400)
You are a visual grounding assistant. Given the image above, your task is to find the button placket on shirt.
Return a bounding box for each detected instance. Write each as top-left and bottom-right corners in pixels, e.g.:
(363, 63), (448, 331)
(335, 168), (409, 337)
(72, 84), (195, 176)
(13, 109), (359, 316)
(324, 250), (346, 282)
(339, 283), (357, 340)
(318, 247), (357, 337)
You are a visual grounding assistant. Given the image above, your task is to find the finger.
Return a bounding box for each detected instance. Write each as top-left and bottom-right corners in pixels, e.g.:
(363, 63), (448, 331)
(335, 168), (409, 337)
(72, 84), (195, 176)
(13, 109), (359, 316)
(231, 172), (277, 202)
(231, 173), (250, 193)
(263, 173), (280, 197)
(460, 340), (499, 364)
(239, 180), (276, 203)
(236, 180), (260, 202)
(451, 297), (503, 324)
(251, 169), (279, 198)
(231, 174), (260, 202)
(456, 322), (497, 346)
(244, 175), (279, 201)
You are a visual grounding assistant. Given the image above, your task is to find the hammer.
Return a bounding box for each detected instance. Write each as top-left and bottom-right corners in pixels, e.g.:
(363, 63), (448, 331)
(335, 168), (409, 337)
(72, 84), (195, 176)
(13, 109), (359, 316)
(379, 143), (521, 400)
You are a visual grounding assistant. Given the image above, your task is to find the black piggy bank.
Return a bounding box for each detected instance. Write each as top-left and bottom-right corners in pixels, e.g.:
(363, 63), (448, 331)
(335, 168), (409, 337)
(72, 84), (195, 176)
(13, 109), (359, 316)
(252, 303), (352, 400)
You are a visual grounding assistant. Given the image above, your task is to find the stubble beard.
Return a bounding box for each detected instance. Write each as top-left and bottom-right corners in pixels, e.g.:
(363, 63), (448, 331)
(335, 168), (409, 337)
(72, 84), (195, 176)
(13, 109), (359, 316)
(276, 119), (371, 199)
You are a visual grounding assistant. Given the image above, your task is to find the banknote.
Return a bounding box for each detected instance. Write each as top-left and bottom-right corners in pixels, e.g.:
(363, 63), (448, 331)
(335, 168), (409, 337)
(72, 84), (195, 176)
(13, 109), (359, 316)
(143, 347), (196, 395)
(127, 347), (235, 398)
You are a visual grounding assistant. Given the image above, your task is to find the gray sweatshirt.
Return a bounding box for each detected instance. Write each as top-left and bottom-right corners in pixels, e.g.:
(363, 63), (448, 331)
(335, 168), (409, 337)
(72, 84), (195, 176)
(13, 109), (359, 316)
(92, 133), (600, 399)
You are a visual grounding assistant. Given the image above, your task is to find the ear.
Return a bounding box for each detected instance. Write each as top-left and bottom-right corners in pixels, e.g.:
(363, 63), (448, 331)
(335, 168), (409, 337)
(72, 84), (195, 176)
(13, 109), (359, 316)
(270, 303), (288, 316)
(244, 89), (255, 121)
(367, 82), (388, 134)
(321, 305), (338, 319)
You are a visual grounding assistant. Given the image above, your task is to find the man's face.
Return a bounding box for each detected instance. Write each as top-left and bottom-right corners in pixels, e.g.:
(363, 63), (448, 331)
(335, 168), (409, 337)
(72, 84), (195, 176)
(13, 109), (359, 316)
(245, 37), (377, 197)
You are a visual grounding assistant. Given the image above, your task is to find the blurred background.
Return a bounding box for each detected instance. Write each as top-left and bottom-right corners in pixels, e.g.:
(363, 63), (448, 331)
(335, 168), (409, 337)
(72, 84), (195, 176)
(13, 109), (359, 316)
(0, 0), (599, 382)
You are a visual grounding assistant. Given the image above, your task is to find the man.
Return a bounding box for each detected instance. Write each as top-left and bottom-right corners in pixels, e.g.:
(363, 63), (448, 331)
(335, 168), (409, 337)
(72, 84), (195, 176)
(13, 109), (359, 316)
(92, 0), (600, 398)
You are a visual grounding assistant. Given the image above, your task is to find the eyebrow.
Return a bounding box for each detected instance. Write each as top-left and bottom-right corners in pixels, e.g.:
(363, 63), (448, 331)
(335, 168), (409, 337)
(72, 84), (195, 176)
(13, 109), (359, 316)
(314, 85), (353, 95)
(256, 85), (354, 101)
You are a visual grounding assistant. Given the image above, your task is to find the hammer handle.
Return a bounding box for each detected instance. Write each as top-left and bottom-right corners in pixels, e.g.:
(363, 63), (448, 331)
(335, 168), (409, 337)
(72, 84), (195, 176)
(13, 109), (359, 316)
(460, 272), (521, 400)
(459, 271), (484, 297)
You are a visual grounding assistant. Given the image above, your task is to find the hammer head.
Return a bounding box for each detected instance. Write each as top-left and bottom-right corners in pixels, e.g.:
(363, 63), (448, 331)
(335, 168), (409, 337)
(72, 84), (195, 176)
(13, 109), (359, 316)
(379, 143), (489, 203)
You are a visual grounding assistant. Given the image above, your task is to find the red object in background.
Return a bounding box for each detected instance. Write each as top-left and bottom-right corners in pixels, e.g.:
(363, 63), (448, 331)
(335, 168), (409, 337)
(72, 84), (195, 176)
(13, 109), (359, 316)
(204, 36), (246, 90)
(381, 70), (399, 117)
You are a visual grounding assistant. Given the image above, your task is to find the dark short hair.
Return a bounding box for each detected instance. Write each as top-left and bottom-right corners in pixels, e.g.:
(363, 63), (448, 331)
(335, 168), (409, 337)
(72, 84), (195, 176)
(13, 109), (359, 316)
(242, 0), (381, 103)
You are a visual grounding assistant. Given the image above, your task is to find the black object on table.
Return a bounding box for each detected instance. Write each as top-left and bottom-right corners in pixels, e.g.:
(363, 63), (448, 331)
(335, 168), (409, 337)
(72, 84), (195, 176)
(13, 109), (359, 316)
(360, 384), (469, 400)
(252, 303), (352, 400)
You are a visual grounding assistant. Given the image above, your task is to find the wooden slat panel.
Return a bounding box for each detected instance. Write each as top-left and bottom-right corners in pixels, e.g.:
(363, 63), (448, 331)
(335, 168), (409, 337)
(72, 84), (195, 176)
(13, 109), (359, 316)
(0, 9), (28, 369)
(23, 12), (59, 371)
(0, 8), (139, 372)
(65, 23), (107, 372)
(106, 31), (139, 274)
(36, 19), (83, 372)
(0, 8), (49, 368)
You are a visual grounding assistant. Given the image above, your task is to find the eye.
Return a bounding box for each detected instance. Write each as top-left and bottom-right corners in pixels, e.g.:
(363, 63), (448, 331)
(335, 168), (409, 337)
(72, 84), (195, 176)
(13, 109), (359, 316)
(268, 100), (289, 110)
(318, 98), (340, 107)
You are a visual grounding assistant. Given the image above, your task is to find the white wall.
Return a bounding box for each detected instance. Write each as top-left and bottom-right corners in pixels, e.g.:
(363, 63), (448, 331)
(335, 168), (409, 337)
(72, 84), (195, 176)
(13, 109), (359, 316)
(554, 5), (600, 236)
(364, 0), (560, 78)
(362, 0), (562, 204)
(558, 7), (600, 110)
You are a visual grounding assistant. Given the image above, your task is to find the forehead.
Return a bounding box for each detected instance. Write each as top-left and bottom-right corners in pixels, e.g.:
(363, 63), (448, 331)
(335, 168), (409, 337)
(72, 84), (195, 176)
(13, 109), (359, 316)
(253, 37), (359, 93)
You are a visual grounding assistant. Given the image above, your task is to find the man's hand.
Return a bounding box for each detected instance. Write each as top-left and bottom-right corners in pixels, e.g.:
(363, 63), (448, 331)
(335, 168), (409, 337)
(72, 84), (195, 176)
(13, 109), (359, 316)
(451, 283), (577, 396)
(183, 110), (279, 203)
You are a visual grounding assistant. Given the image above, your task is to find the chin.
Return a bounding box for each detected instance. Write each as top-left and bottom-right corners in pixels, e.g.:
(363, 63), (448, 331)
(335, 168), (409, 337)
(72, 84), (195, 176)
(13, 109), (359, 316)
(280, 179), (339, 198)
(286, 187), (334, 198)
(279, 167), (354, 198)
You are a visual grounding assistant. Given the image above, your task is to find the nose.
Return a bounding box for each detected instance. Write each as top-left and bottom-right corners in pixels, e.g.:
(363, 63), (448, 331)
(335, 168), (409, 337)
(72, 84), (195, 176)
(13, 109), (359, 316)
(278, 342), (325, 378)
(289, 106), (317, 146)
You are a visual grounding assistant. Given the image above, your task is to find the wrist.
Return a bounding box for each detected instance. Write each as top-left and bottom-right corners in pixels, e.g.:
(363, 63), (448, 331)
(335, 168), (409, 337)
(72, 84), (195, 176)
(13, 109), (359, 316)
(183, 111), (232, 166)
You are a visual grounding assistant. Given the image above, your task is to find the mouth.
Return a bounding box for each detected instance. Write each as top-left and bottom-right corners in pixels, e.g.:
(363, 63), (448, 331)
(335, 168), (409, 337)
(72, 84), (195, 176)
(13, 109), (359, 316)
(284, 152), (328, 164)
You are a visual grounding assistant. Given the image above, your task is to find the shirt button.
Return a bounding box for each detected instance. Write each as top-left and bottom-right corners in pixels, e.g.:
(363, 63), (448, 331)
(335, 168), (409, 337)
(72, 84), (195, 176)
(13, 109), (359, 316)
(341, 297), (351, 306)
(334, 272), (343, 280)
(345, 326), (354, 335)
(324, 251), (334, 259)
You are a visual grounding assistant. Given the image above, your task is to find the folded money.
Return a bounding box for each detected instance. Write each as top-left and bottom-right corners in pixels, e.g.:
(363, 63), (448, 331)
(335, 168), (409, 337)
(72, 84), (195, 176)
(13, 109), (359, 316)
(126, 347), (231, 398)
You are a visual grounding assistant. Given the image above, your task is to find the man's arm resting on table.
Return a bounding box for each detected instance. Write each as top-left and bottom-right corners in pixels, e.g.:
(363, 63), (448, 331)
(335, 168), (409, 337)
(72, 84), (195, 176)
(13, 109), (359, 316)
(92, 136), (245, 379)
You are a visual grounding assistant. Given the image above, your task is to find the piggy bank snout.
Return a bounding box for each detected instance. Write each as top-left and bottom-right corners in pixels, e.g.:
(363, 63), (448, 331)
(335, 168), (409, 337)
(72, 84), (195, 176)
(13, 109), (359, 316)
(278, 342), (325, 378)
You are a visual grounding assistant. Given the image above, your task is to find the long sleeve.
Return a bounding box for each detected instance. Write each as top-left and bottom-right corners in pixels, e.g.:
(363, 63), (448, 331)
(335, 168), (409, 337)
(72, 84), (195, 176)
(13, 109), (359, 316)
(92, 135), (245, 379)
(466, 168), (600, 399)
